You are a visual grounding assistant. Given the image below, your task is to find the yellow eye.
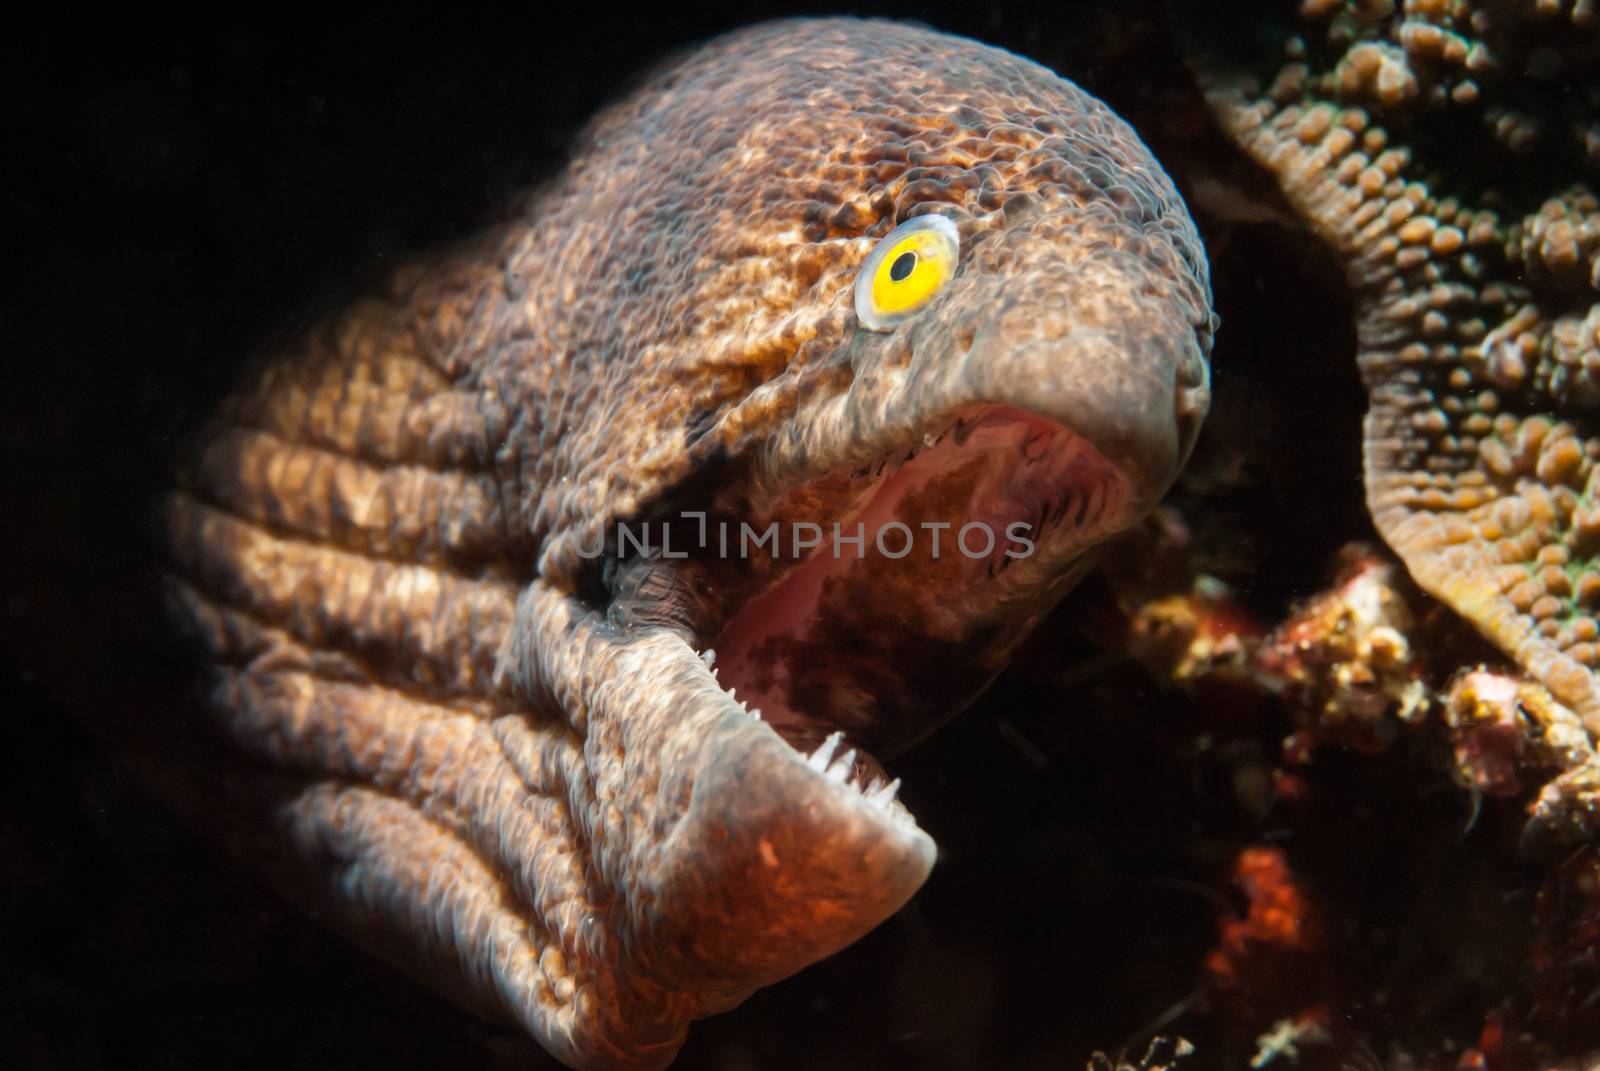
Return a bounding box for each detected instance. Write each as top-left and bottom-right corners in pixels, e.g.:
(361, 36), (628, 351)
(853, 214), (961, 332)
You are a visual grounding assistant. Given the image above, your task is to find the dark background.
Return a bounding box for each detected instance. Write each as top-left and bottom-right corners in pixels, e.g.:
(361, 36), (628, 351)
(2, 3), (1383, 1068)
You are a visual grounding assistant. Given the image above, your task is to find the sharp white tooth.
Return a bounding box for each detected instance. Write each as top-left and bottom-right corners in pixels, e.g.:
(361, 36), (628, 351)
(700, 649), (716, 668)
(807, 731), (844, 772)
(749, 706), (762, 721)
(923, 432), (937, 448)
(867, 778), (901, 809)
(826, 748), (857, 784)
(728, 687), (737, 702)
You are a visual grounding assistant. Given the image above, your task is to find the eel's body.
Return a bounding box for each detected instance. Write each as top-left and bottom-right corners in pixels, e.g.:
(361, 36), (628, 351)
(162, 19), (1213, 1069)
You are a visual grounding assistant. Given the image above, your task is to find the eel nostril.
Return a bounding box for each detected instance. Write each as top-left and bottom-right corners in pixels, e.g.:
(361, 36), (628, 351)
(1177, 341), (1208, 391)
(1174, 363), (1210, 442)
(1176, 383), (1210, 443)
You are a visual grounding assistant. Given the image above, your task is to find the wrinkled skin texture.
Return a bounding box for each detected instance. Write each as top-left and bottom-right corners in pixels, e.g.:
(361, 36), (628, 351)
(1181, 0), (1600, 726)
(163, 18), (1212, 1069)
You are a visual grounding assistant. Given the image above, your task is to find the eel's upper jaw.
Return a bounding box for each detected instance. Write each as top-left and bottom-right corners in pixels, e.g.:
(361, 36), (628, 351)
(700, 283), (1213, 760)
(753, 223), (1215, 526)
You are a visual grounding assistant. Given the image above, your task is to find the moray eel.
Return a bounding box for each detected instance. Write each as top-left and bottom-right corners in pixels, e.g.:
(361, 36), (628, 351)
(1182, 2), (1600, 726)
(162, 18), (1213, 1069)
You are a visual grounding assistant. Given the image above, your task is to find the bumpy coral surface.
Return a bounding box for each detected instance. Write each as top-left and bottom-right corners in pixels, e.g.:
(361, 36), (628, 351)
(1182, 0), (1600, 724)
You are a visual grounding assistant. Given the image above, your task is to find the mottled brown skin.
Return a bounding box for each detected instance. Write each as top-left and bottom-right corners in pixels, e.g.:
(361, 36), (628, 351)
(1181, 0), (1600, 726)
(163, 18), (1212, 1069)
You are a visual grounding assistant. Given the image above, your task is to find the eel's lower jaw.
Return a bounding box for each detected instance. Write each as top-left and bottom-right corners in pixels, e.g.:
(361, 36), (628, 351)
(703, 645), (904, 813)
(607, 407), (1135, 1016)
(642, 659), (936, 1011)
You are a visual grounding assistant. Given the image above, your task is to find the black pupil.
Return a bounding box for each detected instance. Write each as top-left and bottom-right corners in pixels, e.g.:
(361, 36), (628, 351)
(888, 251), (917, 282)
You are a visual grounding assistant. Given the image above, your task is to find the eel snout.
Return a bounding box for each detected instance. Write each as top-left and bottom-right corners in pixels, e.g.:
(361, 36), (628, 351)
(933, 225), (1214, 511)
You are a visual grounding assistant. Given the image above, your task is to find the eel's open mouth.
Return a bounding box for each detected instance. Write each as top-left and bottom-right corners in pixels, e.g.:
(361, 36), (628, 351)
(680, 403), (1130, 817)
(587, 286), (1206, 1000)
(565, 399), (1160, 1002)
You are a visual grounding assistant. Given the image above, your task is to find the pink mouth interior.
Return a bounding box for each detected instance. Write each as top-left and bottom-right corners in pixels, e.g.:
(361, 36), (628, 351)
(711, 405), (1122, 752)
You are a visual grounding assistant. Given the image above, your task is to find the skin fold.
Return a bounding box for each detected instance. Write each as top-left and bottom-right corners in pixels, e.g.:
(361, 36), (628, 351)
(162, 18), (1213, 1069)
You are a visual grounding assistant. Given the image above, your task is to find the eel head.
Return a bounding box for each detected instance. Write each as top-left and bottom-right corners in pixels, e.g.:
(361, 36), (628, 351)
(546, 17), (1216, 1058)
(165, 17), (1214, 1069)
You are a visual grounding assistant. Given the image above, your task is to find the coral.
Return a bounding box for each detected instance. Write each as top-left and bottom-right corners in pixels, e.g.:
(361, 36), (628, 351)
(1086, 1036), (1196, 1071)
(1099, 515), (1600, 1060)
(1104, 507), (1264, 686)
(1205, 846), (1330, 1027)
(1180, 0), (1600, 726)
(1252, 548), (1430, 750)
(1529, 847), (1600, 1041)
(1174, 10), (1600, 1050)
(1111, 520), (1600, 848)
